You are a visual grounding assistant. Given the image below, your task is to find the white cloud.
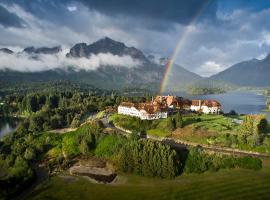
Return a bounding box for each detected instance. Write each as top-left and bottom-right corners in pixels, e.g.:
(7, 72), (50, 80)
(197, 61), (224, 77)
(0, 51), (140, 72)
(67, 6), (77, 12)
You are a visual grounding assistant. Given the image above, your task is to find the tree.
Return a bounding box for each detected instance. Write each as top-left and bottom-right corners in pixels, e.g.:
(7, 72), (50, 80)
(267, 99), (270, 110)
(175, 113), (184, 128)
(27, 95), (39, 113)
(118, 140), (180, 178)
(239, 115), (266, 146)
(257, 117), (268, 133)
(47, 94), (59, 109)
(50, 114), (62, 129)
(29, 114), (44, 132)
(71, 115), (81, 128)
(167, 117), (176, 131)
(66, 113), (73, 125)
(16, 120), (30, 135)
(24, 147), (36, 161)
(79, 140), (89, 155)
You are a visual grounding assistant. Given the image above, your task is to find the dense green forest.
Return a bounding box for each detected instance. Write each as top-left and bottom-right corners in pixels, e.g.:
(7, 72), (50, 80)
(0, 85), (150, 132)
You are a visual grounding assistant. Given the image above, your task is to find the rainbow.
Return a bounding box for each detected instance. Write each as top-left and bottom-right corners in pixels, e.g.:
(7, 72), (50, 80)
(159, 0), (212, 94)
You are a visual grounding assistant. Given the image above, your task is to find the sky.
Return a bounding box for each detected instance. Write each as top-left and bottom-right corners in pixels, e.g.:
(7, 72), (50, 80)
(0, 0), (270, 76)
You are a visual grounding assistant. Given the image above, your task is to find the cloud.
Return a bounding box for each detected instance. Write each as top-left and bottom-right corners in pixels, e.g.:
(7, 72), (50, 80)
(67, 6), (77, 12)
(0, 5), (24, 27)
(0, 51), (141, 72)
(0, 0), (270, 79)
(197, 61), (224, 77)
(79, 0), (218, 28)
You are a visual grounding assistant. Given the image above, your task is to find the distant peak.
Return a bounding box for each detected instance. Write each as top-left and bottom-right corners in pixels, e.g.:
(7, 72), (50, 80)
(264, 53), (270, 62)
(95, 37), (124, 46)
(0, 48), (14, 54)
(102, 36), (114, 41)
(23, 46), (61, 54)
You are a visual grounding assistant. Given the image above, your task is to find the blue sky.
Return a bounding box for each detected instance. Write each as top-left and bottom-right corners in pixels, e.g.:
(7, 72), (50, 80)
(0, 0), (269, 76)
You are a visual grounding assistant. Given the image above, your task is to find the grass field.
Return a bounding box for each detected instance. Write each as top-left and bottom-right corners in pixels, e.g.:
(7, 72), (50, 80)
(26, 160), (270, 200)
(146, 128), (170, 137)
(183, 114), (242, 134)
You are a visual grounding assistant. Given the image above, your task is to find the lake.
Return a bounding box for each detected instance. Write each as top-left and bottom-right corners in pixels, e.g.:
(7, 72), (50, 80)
(0, 117), (19, 138)
(177, 91), (270, 120)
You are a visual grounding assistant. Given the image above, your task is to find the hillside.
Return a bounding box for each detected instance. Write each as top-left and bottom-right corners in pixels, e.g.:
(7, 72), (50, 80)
(162, 63), (202, 92)
(211, 54), (270, 87)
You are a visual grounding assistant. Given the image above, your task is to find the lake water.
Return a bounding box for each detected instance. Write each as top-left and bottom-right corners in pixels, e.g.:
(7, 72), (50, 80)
(177, 91), (270, 120)
(0, 118), (19, 138)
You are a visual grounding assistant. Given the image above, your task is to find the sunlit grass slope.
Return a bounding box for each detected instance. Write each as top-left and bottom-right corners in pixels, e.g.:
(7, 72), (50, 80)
(27, 160), (270, 200)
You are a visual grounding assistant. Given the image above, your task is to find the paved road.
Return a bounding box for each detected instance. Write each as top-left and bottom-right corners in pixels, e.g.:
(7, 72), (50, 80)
(105, 120), (270, 159)
(158, 137), (270, 159)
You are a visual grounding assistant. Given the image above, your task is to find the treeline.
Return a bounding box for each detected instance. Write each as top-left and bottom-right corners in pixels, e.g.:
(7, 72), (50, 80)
(109, 112), (184, 133)
(184, 148), (262, 174)
(0, 80), (103, 96)
(118, 140), (179, 178)
(207, 114), (269, 149)
(1, 91), (149, 133)
(187, 87), (226, 95)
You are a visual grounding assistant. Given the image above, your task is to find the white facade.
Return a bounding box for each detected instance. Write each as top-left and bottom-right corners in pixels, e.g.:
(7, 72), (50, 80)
(190, 105), (201, 112)
(118, 105), (168, 120)
(189, 100), (221, 114)
(201, 106), (221, 114)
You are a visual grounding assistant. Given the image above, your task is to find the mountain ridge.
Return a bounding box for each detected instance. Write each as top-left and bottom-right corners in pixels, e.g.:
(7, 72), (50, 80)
(211, 53), (270, 87)
(66, 37), (149, 63)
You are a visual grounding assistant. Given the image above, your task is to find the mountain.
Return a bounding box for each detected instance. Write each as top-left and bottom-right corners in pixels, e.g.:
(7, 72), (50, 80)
(66, 37), (149, 63)
(23, 46), (61, 54)
(0, 38), (202, 92)
(163, 63), (203, 92)
(211, 54), (270, 87)
(0, 48), (13, 54)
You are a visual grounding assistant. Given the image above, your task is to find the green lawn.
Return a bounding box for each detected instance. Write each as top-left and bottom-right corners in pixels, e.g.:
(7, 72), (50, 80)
(146, 129), (170, 137)
(183, 114), (242, 134)
(26, 160), (270, 200)
(95, 111), (106, 119)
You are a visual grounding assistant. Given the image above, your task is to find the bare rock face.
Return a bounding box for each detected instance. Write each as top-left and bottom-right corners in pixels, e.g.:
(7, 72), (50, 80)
(66, 43), (88, 58)
(66, 37), (149, 63)
(23, 46), (62, 54)
(69, 159), (117, 183)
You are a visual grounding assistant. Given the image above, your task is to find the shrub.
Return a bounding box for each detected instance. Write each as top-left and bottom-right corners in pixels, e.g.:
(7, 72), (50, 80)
(95, 135), (126, 159)
(234, 156), (262, 170)
(79, 140), (89, 155)
(184, 147), (262, 174)
(24, 148), (36, 161)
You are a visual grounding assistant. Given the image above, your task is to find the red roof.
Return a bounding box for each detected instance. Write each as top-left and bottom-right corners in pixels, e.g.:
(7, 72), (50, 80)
(191, 100), (221, 107)
(119, 102), (166, 114)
